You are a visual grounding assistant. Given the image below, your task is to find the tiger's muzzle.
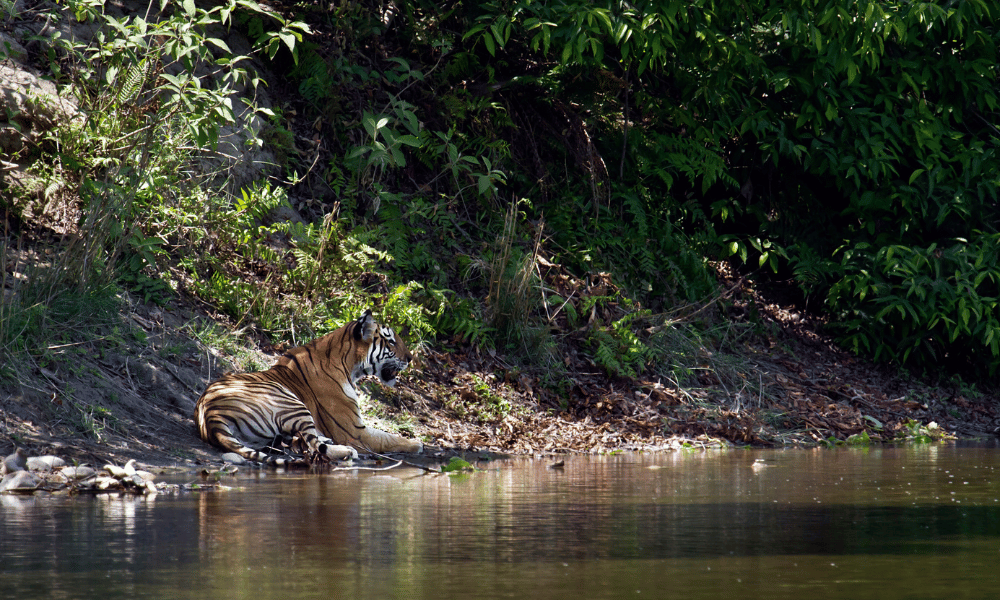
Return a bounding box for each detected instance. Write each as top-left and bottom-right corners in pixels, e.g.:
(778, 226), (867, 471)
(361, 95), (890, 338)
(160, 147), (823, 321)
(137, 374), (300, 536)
(379, 359), (409, 387)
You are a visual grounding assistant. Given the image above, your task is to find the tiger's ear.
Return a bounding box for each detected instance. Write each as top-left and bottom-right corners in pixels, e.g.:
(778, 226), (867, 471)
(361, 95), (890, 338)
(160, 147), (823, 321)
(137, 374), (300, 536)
(354, 309), (376, 342)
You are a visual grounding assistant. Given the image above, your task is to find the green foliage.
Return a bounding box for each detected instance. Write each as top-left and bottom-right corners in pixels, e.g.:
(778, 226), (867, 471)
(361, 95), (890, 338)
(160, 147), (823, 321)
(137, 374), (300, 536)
(16, 0), (999, 390)
(897, 420), (948, 444)
(3, 0), (310, 338)
(380, 282), (436, 342)
(828, 235), (1000, 375)
(0, 253), (121, 356)
(544, 186), (719, 309)
(240, 3), (312, 66)
(453, 0), (1000, 374)
(420, 287), (494, 349)
(348, 104), (422, 175)
(730, 2), (999, 374)
(845, 430), (872, 446)
(422, 127), (509, 203)
(587, 308), (658, 379)
(117, 233), (171, 305)
(441, 374), (515, 424)
(468, 374), (514, 421)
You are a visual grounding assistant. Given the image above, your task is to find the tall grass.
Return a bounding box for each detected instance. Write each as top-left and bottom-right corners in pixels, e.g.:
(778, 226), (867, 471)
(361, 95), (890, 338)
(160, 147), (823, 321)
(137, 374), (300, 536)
(485, 201), (549, 360)
(0, 226), (120, 360)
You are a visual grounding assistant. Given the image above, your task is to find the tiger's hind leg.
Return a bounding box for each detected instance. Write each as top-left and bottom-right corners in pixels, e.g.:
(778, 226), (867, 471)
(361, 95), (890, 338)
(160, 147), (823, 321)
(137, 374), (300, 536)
(252, 391), (357, 461)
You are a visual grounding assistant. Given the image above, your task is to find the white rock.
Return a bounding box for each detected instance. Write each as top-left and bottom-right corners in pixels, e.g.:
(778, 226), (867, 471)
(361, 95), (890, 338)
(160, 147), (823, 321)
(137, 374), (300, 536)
(221, 452), (248, 465)
(96, 476), (119, 490)
(61, 466), (96, 480)
(0, 471), (40, 493)
(27, 455), (66, 471)
(103, 464), (128, 478)
(0, 63), (81, 155)
(3, 448), (27, 473)
(0, 32), (27, 62)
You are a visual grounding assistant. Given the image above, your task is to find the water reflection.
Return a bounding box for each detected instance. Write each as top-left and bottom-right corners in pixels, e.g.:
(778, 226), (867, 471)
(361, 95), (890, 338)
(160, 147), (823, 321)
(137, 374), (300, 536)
(2, 444), (999, 600)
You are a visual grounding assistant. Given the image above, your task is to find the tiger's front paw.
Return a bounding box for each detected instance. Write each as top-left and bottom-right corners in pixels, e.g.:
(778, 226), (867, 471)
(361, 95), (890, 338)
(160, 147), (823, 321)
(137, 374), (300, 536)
(323, 444), (358, 461)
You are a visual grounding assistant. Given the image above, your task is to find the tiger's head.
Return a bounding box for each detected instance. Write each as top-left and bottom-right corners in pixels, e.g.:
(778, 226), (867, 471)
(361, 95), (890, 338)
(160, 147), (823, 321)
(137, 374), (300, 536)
(352, 310), (412, 388)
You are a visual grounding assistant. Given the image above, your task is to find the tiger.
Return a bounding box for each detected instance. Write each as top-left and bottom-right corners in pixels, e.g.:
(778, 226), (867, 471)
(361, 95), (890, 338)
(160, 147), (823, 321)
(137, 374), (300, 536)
(194, 310), (422, 466)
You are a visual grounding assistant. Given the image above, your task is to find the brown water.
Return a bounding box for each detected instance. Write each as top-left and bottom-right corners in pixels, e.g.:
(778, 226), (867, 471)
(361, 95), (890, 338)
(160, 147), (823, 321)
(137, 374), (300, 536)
(2, 443), (999, 599)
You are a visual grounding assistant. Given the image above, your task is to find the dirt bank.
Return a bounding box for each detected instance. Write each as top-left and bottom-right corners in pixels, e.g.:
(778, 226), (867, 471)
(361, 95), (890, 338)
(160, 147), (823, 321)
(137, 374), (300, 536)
(2, 273), (998, 472)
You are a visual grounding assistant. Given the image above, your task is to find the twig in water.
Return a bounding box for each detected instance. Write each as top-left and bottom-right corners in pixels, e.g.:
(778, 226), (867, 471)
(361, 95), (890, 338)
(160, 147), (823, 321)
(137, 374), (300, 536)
(330, 459), (405, 472)
(362, 449), (439, 473)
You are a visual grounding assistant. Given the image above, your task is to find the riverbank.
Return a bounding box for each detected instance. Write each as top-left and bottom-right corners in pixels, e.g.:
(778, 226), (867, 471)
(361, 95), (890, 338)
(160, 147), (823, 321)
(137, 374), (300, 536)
(2, 266), (997, 471)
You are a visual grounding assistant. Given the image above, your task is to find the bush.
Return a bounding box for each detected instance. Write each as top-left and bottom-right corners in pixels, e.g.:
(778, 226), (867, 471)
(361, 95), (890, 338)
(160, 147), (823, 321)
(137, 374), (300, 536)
(829, 235), (1000, 375)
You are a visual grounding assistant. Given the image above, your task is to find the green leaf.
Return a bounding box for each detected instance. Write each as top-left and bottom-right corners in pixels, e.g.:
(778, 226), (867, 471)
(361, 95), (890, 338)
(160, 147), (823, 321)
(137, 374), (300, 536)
(396, 134), (421, 148)
(592, 8), (613, 33)
(441, 457), (475, 473)
(490, 21), (504, 47)
(561, 42), (573, 64)
(279, 32), (296, 53)
(462, 24), (486, 41)
(182, 0), (196, 17)
(390, 146), (405, 167)
(205, 38), (232, 54)
(862, 414), (884, 430)
(846, 430), (871, 445)
(846, 61), (858, 85)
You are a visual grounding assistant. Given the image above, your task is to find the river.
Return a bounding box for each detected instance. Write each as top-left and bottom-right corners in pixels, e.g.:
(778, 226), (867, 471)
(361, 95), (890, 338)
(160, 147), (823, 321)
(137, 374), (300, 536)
(2, 443), (998, 599)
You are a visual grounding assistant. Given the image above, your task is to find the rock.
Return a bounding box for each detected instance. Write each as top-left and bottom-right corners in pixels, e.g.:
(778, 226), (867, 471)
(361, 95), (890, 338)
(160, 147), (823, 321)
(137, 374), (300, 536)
(95, 476), (120, 490)
(221, 452), (248, 465)
(0, 63), (82, 156)
(3, 448), (27, 474)
(271, 202), (308, 227)
(133, 469), (156, 483)
(61, 466), (96, 480)
(0, 470), (40, 493)
(27, 455), (66, 471)
(0, 32), (27, 63)
(103, 463), (128, 478)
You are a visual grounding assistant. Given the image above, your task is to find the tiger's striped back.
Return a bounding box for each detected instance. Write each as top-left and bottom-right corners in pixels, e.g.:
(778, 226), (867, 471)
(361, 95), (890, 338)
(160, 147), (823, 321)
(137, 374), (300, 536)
(193, 310), (421, 465)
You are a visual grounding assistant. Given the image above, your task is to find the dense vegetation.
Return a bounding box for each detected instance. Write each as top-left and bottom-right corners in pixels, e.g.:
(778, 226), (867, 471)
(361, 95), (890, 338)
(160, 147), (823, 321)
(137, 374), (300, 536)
(3, 0), (998, 393)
